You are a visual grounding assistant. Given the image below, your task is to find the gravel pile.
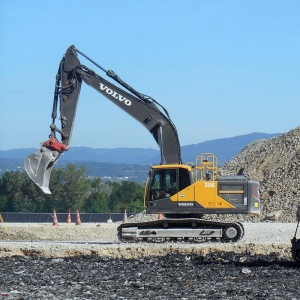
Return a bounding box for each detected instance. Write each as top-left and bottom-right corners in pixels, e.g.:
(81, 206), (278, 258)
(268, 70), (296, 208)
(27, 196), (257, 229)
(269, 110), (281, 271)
(219, 126), (300, 223)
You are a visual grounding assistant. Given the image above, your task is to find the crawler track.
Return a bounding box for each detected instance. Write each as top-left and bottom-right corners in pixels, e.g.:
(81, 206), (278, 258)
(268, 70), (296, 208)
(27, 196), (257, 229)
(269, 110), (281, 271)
(117, 218), (244, 243)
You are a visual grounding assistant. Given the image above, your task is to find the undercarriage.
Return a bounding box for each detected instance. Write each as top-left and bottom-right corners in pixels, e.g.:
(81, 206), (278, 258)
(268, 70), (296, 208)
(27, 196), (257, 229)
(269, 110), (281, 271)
(117, 219), (244, 243)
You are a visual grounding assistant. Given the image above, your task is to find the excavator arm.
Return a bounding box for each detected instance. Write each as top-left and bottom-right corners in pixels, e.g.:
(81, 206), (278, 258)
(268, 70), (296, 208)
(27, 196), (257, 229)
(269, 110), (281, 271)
(24, 45), (182, 194)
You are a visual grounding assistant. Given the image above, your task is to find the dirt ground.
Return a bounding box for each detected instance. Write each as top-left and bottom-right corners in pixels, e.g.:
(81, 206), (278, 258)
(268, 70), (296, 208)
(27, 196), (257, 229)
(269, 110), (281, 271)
(1, 222), (299, 300)
(0, 222), (119, 242)
(0, 222), (298, 259)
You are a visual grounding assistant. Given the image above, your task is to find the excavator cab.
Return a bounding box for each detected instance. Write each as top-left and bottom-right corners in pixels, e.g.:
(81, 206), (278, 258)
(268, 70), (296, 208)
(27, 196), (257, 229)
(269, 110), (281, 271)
(147, 166), (192, 201)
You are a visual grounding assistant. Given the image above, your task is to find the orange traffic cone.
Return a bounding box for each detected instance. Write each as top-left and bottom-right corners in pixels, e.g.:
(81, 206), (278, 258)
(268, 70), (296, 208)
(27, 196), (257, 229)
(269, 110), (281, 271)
(52, 210), (59, 226)
(76, 210), (81, 225)
(158, 213), (163, 220)
(67, 211), (72, 224)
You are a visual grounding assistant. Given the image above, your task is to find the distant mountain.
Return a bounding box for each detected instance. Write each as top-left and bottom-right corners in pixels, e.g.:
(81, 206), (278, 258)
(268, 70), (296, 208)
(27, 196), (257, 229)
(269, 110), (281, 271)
(181, 132), (281, 165)
(0, 132), (281, 182)
(0, 158), (150, 183)
(0, 132), (281, 165)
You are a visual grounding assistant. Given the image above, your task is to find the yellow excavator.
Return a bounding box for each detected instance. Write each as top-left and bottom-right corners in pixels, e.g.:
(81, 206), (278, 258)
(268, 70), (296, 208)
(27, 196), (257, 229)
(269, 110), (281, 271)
(24, 45), (260, 243)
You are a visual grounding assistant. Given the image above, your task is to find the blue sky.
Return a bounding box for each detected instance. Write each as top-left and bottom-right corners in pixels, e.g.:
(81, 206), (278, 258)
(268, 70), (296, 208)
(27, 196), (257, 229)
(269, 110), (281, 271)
(0, 0), (299, 151)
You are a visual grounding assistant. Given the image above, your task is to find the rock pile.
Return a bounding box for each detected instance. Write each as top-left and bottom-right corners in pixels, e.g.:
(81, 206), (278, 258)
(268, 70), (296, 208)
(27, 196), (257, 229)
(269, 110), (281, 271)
(220, 126), (300, 223)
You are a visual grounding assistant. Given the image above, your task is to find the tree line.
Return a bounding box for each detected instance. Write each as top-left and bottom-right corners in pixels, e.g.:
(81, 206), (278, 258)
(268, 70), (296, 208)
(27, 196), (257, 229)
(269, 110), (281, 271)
(0, 164), (145, 213)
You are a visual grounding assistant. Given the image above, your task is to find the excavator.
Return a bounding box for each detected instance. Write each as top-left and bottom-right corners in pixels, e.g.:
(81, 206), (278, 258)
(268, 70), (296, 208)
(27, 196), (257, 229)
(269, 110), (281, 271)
(24, 45), (260, 243)
(291, 206), (300, 262)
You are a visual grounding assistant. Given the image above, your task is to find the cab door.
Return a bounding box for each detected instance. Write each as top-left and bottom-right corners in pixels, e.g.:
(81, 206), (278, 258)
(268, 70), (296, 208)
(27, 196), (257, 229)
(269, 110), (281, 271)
(171, 168), (195, 208)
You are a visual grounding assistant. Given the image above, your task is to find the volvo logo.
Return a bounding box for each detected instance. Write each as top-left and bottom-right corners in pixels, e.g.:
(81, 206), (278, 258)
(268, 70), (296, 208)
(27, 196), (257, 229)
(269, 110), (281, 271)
(178, 203), (193, 207)
(99, 83), (132, 106)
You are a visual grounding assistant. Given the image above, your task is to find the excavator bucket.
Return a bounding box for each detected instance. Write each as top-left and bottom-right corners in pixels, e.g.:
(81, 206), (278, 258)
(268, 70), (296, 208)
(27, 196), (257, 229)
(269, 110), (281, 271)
(24, 146), (60, 194)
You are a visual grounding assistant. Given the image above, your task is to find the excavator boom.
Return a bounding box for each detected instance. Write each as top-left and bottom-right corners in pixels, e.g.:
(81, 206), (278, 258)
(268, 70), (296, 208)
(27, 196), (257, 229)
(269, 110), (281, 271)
(24, 45), (181, 193)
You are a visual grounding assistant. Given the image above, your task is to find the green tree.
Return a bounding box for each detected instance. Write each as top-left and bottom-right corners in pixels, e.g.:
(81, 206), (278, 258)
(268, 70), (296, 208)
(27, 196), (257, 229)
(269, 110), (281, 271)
(0, 195), (8, 211)
(0, 170), (47, 212)
(81, 177), (112, 212)
(88, 177), (113, 197)
(48, 164), (90, 212)
(82, 191), (109, 213)
(108, 181), (144, 213)
(0, 166), (146, 214)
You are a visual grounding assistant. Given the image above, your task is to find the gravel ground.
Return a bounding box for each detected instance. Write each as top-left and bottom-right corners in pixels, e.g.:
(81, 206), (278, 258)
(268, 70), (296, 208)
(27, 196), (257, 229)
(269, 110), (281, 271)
(0, 222), (299, 299)
(0, 222), (299, 258)
(0, 252), (299, 300)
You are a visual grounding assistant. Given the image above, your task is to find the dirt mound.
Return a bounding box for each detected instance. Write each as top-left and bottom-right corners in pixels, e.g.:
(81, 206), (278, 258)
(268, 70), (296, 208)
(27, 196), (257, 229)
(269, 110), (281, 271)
(220, 126), (300, 222)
